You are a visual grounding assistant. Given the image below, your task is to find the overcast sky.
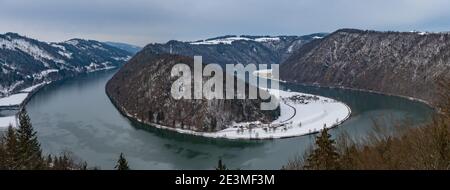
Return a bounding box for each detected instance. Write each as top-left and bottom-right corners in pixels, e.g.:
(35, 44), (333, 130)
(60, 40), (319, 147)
(1, 0), (450, 46)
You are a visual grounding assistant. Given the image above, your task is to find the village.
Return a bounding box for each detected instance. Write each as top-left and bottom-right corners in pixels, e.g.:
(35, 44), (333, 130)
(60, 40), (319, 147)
(212, 88), (351, 139)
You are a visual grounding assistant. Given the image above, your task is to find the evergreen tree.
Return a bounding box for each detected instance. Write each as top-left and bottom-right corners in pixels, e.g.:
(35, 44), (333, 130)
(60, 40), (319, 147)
(304, 128), (340, 170)
(4, 126), (20, 170)
(0, 113), (87, 170)
(215, 159), (227, 170)
(16, 109), (44, 169)
(55, 152), (71, 170)
(115, 153), (130, 170)
(52, 155), (60, 170)
(0, 134), (6, 169)
(46, 154), (53, 168)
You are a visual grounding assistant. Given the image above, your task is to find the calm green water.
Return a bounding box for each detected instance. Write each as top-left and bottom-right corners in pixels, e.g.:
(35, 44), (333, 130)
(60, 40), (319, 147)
(25, 69), (434, 169)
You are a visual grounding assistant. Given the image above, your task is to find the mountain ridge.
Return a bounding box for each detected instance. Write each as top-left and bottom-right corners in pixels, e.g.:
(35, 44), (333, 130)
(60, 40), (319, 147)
(140, 33), (328, 66)
(0, 32), (132, 97)
(280, 28), (450, 104)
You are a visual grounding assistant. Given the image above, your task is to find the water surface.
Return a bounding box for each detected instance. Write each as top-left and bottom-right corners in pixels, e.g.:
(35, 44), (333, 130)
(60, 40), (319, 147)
(26, 69), (434, 169)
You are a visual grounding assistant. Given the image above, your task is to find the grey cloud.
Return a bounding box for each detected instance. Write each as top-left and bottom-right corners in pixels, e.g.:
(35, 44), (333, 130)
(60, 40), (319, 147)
(0, 0), (449, 46)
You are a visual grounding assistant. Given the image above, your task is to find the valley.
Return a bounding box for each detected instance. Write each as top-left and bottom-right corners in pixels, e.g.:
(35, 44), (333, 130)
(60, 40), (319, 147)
(0, 30), (442, 169)
(24, 69), (432, 169)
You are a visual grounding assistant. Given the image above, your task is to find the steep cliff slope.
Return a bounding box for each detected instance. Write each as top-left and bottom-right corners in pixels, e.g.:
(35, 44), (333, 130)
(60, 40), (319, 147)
(281, 29), (450, 103)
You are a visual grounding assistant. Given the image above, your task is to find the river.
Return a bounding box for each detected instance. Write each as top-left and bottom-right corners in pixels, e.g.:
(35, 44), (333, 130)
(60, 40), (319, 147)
(25, 69), (434, 169)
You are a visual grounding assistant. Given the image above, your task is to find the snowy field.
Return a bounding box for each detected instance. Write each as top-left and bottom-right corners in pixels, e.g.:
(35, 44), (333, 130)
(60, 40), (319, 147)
(0, 93), (27, 128)
(125, 88), (351, 140)
(0, 82), (46, 128)
(0, 93), (28, 107)
(0, 116), (17, 128)
(213, 89), (351, 139)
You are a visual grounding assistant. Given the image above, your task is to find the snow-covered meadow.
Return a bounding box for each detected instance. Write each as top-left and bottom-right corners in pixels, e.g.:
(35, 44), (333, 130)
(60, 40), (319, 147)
(0, 82), (47, 128)
(0, 93), (28, 128)
(0, 93), (28, 107)
(213, 89), (351, 139)
(0, 116), (17, 128)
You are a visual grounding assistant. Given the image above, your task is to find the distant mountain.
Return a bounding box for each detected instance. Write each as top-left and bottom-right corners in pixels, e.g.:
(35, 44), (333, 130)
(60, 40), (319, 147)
(0, 33), (132, 97)
(141, 33), (328, 66)
(104, 41), (141, 54)
(280, 29), (450, 104)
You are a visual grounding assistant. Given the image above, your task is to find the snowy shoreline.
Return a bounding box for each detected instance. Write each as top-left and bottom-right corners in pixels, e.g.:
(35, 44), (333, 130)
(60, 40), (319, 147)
(113, 87), (352, 140)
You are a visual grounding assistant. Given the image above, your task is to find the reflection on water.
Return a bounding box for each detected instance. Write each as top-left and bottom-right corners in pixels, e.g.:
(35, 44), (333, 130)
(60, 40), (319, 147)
(25, 69), (434, 169)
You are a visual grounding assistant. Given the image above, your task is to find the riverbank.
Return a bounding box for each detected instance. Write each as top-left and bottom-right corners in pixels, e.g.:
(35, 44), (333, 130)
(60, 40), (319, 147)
(27, 69), (433, 169)
(257, 69), (434, 109)
(283, 80), (436, 109)
(108, 86), (351, 140)
(0, 67), (119, 128)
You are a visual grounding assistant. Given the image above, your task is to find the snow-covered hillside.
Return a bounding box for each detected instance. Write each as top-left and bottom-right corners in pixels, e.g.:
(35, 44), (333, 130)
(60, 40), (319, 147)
(0, 32), (132, 97)
(189, 35), (280, 45)
(281, 29), (450, 104)
(143, 33), (328, 67)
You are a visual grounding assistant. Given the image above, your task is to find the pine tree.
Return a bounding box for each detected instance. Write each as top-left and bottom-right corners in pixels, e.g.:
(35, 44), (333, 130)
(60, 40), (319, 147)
(4, 126), (20, 170)
(115, 153), (130, 170)
(304, 128), (340, 170)
(0, 134), (6, 169)
(215, 159), (227, 170)
(55, 152), (71, 170)
(16, 109), (44, 169)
